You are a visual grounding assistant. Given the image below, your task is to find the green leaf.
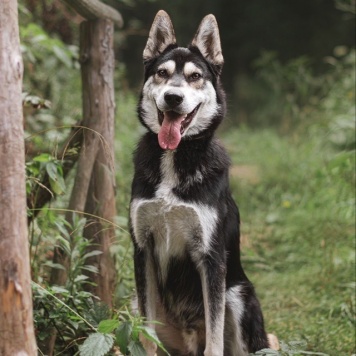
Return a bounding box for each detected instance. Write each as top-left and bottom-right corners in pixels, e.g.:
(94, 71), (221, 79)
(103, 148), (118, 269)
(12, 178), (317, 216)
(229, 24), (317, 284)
(115, 321), (132, 355)
(51, 286), (69, 294)
(54, 221), (70, 239)
(127, 340), (146, 356)
(139, 326), (160, 344)
(83, 301), (111, 327)
(251, 349), (280, 355)
(43, 261), (66, 271)
(83, 250), (103, 259)
(280, 340), (308, 353)
(49, 174), (66, 195)
(139, 326), (168, 354)
(300, 352), (329, 356)
(288, 340), (308, 350)
(53, 45), (72, 67)
(45, 162), (58, 181)
(74, 274), (90, 283)
(33, 153), (52, 163)
(79, 333), (114, 356)
(53, 234), (71, 255)
(98, 319), (119, 334)
(82, 265), (99, 274)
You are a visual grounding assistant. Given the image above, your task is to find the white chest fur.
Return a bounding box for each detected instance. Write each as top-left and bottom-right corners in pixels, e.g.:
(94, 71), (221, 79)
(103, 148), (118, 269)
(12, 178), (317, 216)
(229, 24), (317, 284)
(131, 151), (218, 277)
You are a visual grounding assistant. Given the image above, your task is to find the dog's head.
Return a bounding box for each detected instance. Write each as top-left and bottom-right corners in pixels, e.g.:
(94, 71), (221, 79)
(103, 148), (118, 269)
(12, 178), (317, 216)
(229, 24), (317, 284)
(138, 10), (226, 150)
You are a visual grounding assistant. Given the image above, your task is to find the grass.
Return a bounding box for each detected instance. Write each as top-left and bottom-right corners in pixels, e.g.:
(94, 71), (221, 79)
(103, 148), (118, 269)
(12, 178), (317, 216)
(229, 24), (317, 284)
(224, 127), (355, 355)
(114, 93), (355, 355)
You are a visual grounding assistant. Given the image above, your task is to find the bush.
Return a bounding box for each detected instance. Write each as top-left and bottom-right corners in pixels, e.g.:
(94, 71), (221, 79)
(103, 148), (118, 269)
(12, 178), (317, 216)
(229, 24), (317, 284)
(234, 47), (355, 137)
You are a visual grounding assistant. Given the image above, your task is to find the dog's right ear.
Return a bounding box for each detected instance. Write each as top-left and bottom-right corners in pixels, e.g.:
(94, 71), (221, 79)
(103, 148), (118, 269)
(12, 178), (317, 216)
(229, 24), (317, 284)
(143, 10), (176, 61)
(191, 14), (223, 67)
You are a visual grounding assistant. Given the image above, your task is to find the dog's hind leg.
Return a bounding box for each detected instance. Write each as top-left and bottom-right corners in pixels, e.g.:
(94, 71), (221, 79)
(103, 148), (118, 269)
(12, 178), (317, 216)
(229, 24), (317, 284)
(226, 284), (269, 354)
(224, 286), (249, 356)
(133, 243), (159, 356)
(199, 259), (226, 356)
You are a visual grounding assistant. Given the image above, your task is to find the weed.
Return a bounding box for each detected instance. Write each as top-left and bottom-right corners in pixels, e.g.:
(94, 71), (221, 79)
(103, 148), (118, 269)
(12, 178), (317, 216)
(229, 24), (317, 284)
(80, 309), (168, 356)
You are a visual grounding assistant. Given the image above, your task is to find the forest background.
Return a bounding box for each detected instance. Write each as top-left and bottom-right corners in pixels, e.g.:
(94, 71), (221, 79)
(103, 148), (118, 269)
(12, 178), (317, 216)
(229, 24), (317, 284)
(18, 0), (355, 355)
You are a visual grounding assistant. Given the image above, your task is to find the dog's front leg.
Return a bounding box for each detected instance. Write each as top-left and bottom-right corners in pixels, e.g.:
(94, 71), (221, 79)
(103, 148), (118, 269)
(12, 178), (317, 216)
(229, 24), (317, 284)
(199, 258), (226, 356)
(133, 243), (158, 356)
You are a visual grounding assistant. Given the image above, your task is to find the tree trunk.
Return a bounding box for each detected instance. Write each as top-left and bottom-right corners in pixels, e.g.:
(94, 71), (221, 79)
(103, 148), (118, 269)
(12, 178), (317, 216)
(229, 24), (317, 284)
(0, 0), (37, 355)
(80, 18), (116, 306)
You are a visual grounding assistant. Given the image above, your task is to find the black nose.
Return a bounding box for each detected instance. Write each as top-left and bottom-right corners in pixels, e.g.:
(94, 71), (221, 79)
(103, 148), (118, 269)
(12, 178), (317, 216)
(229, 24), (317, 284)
(164, 93), (184, 108)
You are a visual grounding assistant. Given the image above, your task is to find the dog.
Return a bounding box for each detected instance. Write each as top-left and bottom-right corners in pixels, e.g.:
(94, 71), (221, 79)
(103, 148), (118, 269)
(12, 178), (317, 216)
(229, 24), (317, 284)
(129, 10), (273, 356)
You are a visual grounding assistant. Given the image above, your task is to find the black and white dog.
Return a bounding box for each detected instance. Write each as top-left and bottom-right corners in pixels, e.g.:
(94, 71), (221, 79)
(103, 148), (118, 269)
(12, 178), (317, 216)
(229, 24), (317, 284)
(130, 10), (273, 356)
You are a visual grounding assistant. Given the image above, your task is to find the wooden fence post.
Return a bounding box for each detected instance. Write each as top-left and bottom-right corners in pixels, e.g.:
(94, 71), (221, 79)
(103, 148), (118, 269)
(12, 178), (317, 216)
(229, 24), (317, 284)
(80, 18), (116, 305)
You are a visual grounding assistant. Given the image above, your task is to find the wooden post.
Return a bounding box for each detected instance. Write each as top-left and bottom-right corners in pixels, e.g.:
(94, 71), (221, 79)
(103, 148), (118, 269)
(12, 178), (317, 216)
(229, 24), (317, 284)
(45, 18), (117, 355)
(80, 18), (116, 306)
(0, 0), (37, 355)
(49, 18), (116, 301)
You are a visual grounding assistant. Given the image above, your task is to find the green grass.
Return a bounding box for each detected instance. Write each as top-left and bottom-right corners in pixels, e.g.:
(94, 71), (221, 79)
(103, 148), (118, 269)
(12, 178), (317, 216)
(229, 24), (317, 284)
(224, 127), (355, 355)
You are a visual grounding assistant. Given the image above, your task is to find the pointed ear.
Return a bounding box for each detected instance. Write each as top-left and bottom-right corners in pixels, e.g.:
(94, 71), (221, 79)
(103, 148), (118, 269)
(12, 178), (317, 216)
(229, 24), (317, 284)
(191, 14), (223, 66)
(143, 10), (176, 61)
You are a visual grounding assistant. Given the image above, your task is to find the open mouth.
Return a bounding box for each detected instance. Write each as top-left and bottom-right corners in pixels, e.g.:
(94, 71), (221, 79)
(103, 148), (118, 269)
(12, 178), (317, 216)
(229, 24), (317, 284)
(156, 104), (201, 150)
(157, 104), (201, 135)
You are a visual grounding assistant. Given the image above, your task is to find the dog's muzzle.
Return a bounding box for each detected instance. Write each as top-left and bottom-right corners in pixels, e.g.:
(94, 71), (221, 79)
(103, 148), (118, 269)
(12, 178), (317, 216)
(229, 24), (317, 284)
(157, 102), (201, 150)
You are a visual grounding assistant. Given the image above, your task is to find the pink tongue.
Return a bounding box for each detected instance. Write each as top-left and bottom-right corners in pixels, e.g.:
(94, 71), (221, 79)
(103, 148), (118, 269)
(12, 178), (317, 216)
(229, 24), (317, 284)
(158, 113), (185, 150)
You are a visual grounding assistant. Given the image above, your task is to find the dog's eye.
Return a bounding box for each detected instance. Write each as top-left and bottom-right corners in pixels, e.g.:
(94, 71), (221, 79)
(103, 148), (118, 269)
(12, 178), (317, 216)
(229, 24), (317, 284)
(157, 69), (169, 78)
(189, 72), (202, 81)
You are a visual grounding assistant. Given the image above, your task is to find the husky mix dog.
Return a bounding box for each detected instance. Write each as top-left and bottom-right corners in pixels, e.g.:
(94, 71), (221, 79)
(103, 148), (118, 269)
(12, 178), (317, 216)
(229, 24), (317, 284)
(130, 10), (271, 356)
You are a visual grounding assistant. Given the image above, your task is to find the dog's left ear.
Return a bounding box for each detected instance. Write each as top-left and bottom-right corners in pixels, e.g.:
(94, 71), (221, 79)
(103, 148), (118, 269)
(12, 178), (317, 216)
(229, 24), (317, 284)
(191, 14), (224, 67)
(143, 10), (176, 61)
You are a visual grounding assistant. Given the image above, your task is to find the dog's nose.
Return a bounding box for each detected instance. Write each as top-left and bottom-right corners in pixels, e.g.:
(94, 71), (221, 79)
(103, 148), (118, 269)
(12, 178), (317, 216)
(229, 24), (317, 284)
(164, 92), (184, 108)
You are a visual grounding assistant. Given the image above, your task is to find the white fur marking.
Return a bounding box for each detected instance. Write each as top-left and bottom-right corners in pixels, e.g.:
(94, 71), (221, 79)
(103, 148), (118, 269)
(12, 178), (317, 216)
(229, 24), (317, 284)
(157, 60), (176, 76)
(225, 285), (248, 356)
(130, 151), (218, 283)
(156, 152), (217, 254)
(145, 257), (157, 324)
(184, 62), (203, 77)
(201, 268), (225, 356)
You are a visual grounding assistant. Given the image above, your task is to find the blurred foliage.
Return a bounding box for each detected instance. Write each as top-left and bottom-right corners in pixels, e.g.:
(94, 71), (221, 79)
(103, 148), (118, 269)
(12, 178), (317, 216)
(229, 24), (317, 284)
(334, 0), (356, 15)
(233, 47), (355, 131)
(19, 1), (81, 153)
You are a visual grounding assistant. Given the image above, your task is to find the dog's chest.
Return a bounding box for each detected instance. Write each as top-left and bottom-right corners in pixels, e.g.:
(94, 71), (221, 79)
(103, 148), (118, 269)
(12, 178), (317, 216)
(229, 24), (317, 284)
(131, 151), (217, 270)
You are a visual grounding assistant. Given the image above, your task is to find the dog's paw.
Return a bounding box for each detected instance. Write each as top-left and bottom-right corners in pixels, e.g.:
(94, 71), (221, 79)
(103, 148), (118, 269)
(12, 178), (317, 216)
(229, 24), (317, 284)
(267, 333), (279, 350)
